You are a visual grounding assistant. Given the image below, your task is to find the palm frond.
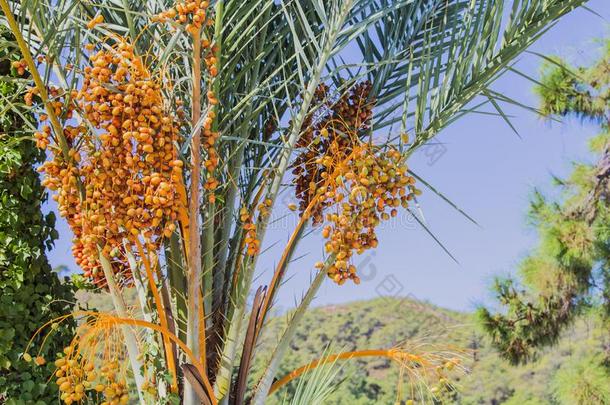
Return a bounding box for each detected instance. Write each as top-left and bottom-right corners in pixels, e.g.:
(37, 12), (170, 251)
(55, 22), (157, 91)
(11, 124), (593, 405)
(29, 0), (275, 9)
(283, 346), (345, 405)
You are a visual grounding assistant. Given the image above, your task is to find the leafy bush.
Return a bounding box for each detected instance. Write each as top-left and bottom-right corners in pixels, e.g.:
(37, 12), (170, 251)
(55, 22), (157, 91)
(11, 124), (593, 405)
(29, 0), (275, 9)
(0, 26), (75, 403)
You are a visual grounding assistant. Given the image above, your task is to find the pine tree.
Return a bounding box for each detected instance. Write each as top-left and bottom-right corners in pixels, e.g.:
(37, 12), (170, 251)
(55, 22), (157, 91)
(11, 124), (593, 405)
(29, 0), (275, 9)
(478, 40), (610, 366)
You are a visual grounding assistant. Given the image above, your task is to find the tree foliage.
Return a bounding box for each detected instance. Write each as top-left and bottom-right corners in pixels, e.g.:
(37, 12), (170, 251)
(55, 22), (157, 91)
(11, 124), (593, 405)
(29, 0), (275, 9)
(478, 39), (610, 368)
(0, 26), (75, 403)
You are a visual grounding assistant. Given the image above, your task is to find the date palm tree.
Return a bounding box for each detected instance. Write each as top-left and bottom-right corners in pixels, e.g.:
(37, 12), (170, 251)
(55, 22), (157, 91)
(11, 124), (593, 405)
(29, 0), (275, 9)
(0, 0), (589, 403)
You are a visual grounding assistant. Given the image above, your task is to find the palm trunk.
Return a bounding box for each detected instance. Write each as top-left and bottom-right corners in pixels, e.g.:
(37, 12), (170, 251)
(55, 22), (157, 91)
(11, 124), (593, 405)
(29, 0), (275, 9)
(186, 26), (204, 405)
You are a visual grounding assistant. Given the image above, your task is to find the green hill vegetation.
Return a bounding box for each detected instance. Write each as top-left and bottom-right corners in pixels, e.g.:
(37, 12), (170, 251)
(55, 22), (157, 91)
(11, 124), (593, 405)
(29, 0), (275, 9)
(254, 297), (609, 404)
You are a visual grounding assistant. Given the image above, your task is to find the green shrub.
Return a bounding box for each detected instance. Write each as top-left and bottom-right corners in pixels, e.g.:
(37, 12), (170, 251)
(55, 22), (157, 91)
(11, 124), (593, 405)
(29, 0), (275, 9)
(0, 26), (75, 403)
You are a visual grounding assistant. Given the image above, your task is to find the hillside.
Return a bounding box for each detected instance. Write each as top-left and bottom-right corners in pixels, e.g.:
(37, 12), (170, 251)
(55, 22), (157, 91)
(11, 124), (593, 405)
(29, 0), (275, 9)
(252, 297), (608, 404)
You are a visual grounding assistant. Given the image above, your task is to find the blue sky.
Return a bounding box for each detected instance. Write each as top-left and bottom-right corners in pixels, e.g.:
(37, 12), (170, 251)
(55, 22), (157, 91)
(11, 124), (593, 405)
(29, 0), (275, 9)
(45, 1), (610, 312)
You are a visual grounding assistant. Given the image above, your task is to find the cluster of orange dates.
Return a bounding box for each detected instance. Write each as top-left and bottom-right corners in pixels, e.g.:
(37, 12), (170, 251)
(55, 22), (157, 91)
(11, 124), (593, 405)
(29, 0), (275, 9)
(155, 0), (220, 202)
(155, 0), (212, 33)
(240, 207), (260, 257)
(293, 82), (418, 284)
(37, 37), (183, 286)
(319, 144), (415, 284)
(292, 82), (375, 223)
(11, 59), (27, 76)
(86, 14), (104, 30)
(54, 345), (135, 404)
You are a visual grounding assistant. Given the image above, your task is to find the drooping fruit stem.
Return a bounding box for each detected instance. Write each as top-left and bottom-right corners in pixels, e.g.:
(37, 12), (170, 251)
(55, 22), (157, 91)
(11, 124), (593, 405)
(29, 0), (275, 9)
(134, 238), (178, 392)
